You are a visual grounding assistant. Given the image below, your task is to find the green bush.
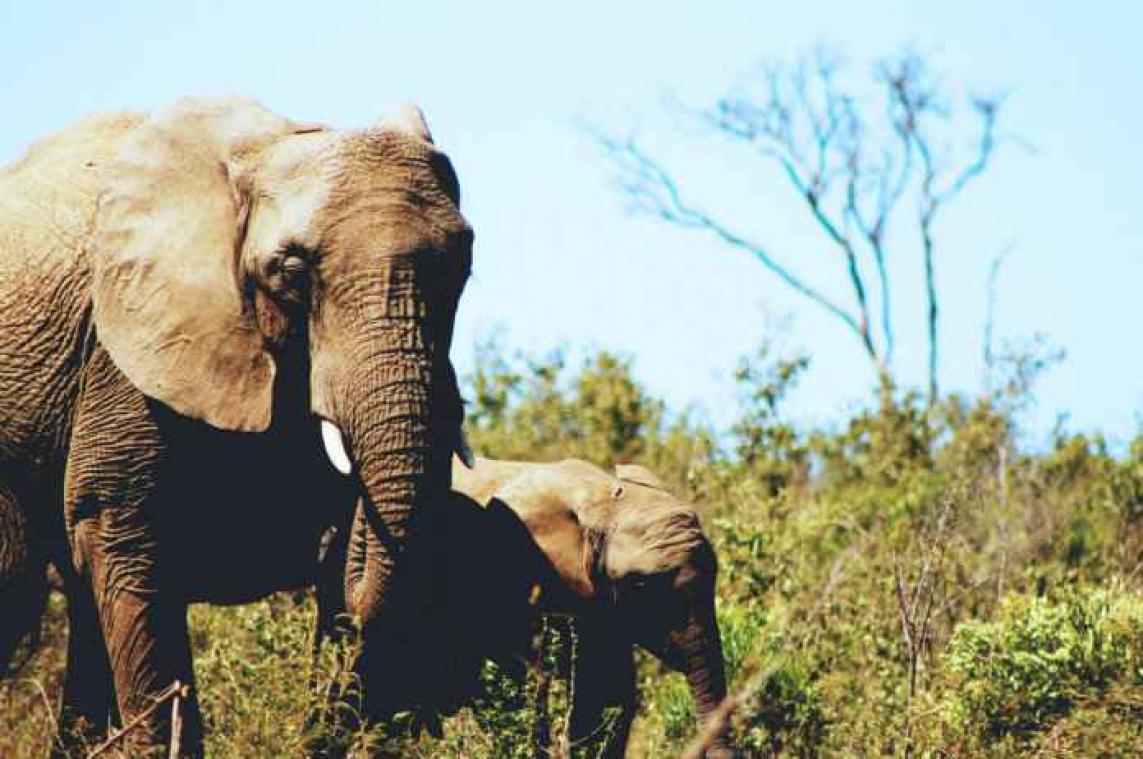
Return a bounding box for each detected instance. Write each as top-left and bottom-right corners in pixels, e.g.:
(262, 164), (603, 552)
(738, 659), (826, 758)
(3, 339), (1142, 757)
(943, 587), (1143, 743)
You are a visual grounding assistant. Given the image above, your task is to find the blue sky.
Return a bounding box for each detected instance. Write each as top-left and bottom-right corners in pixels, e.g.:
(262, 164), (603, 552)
(3, 1), (1141, 444)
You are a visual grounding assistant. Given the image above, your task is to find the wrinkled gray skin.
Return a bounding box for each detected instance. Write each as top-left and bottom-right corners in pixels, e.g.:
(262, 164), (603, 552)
(0, 97), (471, 757)
(317, 457), (738, 759)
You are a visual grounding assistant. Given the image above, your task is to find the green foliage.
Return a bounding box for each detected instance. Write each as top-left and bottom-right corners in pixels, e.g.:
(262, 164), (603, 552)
(466, 336), (666, 467)
(469, 659), (537, 759)
(731, 344), (811, 495)
(468, 618), (578, 759)
(2, 337), (1140, 757)
(943, 587), (1143, 745)
(738, 659), (826, 758)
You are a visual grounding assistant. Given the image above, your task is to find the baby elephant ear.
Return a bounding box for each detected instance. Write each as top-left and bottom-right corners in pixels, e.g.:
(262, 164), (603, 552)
(92, 97), (300, 432)
(614, 464), (668, 491)
(502, 474), (597, 600)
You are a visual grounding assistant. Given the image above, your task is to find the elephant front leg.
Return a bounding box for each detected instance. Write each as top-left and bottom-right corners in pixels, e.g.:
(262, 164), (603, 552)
(52, 577), (117, 758)
(63, 348), (203, 756)
(568, 616), (637, 759)
(73, 510), (202, 757)
(306, 523), (360, 758)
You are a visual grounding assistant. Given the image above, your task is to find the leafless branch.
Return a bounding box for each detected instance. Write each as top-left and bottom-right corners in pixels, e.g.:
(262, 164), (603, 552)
(679, 689), (739, 759)
(883, 52), (1005, 401)
(593, 129), (873, 353)
(86, 680), (189, 759)
(595, 47), (1010, 397)
(983, 246), (1012, 393)
(892, 497), (954, 759)
(702, 51), (883, 368)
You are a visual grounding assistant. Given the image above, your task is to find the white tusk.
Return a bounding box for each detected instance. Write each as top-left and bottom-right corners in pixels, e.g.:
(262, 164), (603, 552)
(455, 428), (476, 469)
(320, 420), (353, 475)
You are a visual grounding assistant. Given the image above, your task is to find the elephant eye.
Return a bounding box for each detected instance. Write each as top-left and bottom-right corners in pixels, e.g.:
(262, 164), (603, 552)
(265, 244), (311, 305)
(281, 242), (313, 268)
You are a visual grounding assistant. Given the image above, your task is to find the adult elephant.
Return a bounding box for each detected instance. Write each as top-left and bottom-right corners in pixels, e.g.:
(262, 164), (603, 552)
(0, 97), (472, 756)
(317, 457), (739, 759)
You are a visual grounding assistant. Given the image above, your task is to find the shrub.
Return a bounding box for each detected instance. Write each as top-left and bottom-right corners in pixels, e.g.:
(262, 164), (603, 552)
(942, 587), (1143, 744)
(4, 340), (1141, 757)
(737, 659), (826, 758)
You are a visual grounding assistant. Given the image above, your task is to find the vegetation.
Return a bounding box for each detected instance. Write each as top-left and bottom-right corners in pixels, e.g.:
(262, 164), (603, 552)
(1, 337), (1140, 757)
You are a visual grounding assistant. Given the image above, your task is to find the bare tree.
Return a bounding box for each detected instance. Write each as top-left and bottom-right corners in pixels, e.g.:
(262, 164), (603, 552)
(981, 247), (1010, 395)
(596, 49), (1005, 402)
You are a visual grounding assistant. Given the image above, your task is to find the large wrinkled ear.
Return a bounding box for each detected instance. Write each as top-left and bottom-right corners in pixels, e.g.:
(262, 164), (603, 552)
(501, 473), (597, 599)
(615, 463), (668, 491)
(92, 97), (304, 432)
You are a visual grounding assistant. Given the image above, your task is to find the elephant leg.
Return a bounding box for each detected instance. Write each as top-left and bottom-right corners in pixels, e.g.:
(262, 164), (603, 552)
(0, 483), (47, 672)
(568, 616), (636, 759)
(314, 525), (352, 652)
(53, 576), (117, 758)
(306, 524), (358, 758)
(74, 512), (202, 758)
(63, 347), (203, 756)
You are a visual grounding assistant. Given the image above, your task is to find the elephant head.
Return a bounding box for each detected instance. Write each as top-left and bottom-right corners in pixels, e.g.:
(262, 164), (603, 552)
(454, 458), (736, 758)
(91, 97), (471, 627)
(604, 465), (735, 758)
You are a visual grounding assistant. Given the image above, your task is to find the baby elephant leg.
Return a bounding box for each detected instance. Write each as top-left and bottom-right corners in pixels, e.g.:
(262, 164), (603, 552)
(568, 616), (637, 759)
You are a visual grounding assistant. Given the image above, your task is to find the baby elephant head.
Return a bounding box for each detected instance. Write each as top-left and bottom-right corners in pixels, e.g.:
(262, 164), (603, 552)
(347, 457), (741, 755)
(598, 464), (735, 757)
(506, 460), (736, 757)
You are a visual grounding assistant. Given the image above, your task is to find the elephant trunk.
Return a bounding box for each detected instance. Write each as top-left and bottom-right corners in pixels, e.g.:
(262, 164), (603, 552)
(336, 323), (445, 625)
(679, 602), (737, 759)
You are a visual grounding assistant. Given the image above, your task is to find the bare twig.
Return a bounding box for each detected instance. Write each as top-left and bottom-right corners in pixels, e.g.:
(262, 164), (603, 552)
(19, 677), (57, 747)
(679, 689), (740, 759)
(86, 680), (189, 759)
(559, 619), (579, 759)
(705, 52), (883, 370)
(596, 48), (1009, 398)
(891, 497), (954, 759)
(884, 53), (1004, 402)
(594, 130), (870, 348)
(982, 247), (1011, 394)
(169, 686), (184, 759)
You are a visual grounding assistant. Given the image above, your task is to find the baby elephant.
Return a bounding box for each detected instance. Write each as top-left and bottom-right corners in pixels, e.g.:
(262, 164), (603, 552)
(316, 457), (737, 759)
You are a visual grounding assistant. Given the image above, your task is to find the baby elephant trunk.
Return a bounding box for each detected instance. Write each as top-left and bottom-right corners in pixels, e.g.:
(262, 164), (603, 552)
(679, 602), (737, 758)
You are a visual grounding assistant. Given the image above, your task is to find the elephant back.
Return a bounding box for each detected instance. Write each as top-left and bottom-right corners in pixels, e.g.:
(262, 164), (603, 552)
(0, 112), (144, 272)
(0, 113), (146, 458)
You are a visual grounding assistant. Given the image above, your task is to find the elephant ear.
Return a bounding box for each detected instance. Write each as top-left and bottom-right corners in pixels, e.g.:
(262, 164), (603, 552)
(379, 102), (435, 143)
(500, 470), (598, 600)
(614, 463), (668, 491)
(92, 97), (307, 432)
